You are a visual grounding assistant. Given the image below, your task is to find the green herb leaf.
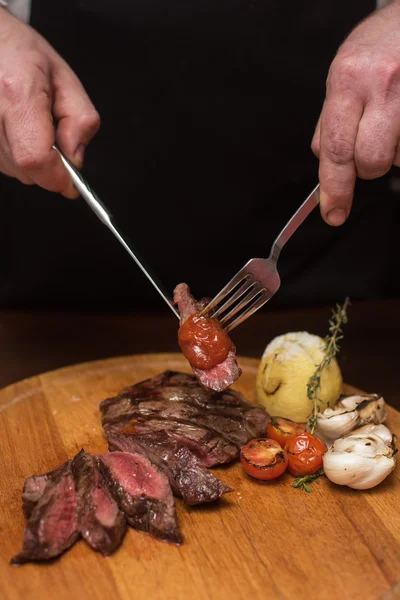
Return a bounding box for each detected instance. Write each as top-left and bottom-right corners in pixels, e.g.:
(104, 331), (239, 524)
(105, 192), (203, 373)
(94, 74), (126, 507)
(292, 469), (324, 493)
(306, 298), (350, 433)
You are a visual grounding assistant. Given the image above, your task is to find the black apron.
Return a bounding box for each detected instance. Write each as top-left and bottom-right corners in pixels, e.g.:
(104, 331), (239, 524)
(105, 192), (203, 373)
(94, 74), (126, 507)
(1, 0), (397, 312)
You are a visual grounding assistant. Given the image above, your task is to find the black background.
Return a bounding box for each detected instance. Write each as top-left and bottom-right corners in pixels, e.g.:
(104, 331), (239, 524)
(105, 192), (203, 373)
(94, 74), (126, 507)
(1, 0), (398, 314)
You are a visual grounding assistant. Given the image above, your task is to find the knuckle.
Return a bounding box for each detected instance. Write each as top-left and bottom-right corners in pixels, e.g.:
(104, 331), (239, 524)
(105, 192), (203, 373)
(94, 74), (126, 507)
(356, 148), (392, 177)
(323, 137), (354, 165)
(311, 136), (320, 157)
(14, 151), (48, 172)
(332, 53), (365, 82)
(0, 75), (23, 104)
(80, 110), (101, 135)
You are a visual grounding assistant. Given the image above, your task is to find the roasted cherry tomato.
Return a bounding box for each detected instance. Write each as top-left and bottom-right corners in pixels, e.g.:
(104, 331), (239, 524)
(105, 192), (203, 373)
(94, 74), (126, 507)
(266, 417), (306, 447)
(240, 438), (288, 481)
(178, 314), (232, 370)
(284, 433), (327, 477)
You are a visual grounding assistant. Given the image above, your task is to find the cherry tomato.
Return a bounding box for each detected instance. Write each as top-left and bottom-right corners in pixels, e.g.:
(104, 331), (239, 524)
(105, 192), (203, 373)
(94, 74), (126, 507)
(240, 438), (288, 481)
(266, 417), (306, 447)
(284, 433), (327, 477)
(178, 314), (232, 369)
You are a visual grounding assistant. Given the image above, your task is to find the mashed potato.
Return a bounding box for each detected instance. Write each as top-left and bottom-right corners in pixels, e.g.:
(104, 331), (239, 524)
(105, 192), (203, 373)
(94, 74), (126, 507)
(256, 331), (343, 423)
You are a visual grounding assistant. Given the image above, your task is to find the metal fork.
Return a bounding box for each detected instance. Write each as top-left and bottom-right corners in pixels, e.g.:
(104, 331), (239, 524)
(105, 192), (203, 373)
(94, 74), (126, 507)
(198, 184), (320, 332)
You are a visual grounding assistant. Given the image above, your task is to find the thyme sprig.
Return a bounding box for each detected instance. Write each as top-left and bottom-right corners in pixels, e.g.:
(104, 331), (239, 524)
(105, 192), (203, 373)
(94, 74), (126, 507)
(292, 469), (323, 493)
(307, 297), (350, 433)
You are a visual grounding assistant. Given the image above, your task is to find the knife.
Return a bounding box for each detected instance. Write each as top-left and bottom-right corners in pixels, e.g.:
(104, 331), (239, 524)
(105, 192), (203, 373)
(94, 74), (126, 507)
(54, 145), (180, 319)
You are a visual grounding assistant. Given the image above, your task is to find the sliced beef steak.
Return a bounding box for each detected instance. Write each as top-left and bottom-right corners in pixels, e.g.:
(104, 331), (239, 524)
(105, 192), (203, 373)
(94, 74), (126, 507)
(173, 283), (241, 391)
(106, 417), (238, 467)
(98, 452), (182, 545)
(21, 463), (65, 519)
(191, 350), (241, 394)
(12, 462), (79, 564)
(71, 450), (126, 555)
(14, 369), (268, 563)
(100, 371), (269, 453)
(108, 431), (232, 505)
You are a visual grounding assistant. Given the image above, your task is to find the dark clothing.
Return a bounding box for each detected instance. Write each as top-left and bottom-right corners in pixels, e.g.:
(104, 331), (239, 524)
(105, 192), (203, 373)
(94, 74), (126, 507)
(1, 0), (398, 313)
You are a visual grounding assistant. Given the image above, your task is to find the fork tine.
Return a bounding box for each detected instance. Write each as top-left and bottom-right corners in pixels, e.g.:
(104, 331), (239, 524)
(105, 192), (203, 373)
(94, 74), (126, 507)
(212, 280), (257, 320)
(224, 290), (271, 333)
(219, 283), (263, 326)
(197, 273), (250, 317)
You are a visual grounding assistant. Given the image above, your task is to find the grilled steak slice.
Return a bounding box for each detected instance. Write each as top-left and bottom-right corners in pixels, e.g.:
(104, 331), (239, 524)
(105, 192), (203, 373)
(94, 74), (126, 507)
(12, 462), (79, 564)
(173, 283), (241, 391)
(71, 450), (126, 555)
(101, 371), (263, 415)
(106, 417), (238, 467)
(100, 371), (269, 452)
(100, 371), (269, 451)
(21, 463), (65, 519)
(108, 432), (232, 505)
(98, 452), (182, 545)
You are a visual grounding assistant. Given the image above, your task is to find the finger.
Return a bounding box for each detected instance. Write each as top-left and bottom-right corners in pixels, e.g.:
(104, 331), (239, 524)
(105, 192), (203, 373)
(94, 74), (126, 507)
(319, 93), (363, 226)
(354, 102), (398, 179)
(4, 90), (79, 198)
(51, 56), (100, 169)
(0, 116), (38, 184)
(311, 112), (322, 158)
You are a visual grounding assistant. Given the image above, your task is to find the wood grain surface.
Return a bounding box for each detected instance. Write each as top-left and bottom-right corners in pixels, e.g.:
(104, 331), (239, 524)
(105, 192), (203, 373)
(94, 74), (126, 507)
(1, 353), (399, 600)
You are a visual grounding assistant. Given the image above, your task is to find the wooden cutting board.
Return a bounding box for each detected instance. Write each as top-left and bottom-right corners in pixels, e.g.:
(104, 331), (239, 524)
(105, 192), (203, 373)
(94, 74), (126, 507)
(1, 353), (400, 600)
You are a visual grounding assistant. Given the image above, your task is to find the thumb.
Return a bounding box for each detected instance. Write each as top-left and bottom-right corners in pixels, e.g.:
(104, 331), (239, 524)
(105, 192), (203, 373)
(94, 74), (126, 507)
(51, 55), (100, 169)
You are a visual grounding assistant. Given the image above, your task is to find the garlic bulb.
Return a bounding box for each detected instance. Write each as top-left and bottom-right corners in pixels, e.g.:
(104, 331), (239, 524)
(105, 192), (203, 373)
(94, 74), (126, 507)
(323, 432), (396, 490)
(316, 394), (386, 443)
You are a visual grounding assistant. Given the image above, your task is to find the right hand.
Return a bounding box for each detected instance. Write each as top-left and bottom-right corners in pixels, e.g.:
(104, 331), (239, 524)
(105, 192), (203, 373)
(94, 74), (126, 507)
(0, 9), (100, 198)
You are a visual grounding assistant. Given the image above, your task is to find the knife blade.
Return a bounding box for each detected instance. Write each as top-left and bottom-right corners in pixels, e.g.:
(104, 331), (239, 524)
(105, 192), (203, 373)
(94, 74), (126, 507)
(54, 145), (180, 319)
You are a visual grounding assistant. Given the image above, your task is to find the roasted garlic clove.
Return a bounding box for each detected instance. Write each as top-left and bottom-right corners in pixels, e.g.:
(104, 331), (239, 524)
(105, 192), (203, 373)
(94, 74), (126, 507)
(316, 394), (386, 443)
(349, 423), (394, 448)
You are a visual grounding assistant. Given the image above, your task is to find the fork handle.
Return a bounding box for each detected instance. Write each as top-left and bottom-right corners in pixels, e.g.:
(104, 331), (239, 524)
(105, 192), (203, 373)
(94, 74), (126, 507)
(269, 183), (320, 262)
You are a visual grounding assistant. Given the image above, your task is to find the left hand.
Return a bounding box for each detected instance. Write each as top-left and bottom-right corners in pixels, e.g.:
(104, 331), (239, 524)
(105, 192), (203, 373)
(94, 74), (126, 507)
(312, 1), (400, 226)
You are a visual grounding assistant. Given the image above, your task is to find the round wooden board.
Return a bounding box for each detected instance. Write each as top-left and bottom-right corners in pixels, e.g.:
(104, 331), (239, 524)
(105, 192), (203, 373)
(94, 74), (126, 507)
(1, 353), (400, 600)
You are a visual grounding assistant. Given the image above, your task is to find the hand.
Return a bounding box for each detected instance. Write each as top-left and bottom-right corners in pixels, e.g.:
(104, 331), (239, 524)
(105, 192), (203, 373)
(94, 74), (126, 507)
(0, 9), (100, 198)
(312, 2), (400, 225)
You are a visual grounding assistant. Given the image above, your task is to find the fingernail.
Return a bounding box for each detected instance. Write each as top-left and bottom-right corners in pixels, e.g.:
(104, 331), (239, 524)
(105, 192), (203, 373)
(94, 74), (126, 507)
(72, 144), (86, 169)
(327, 208), (347, 226)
